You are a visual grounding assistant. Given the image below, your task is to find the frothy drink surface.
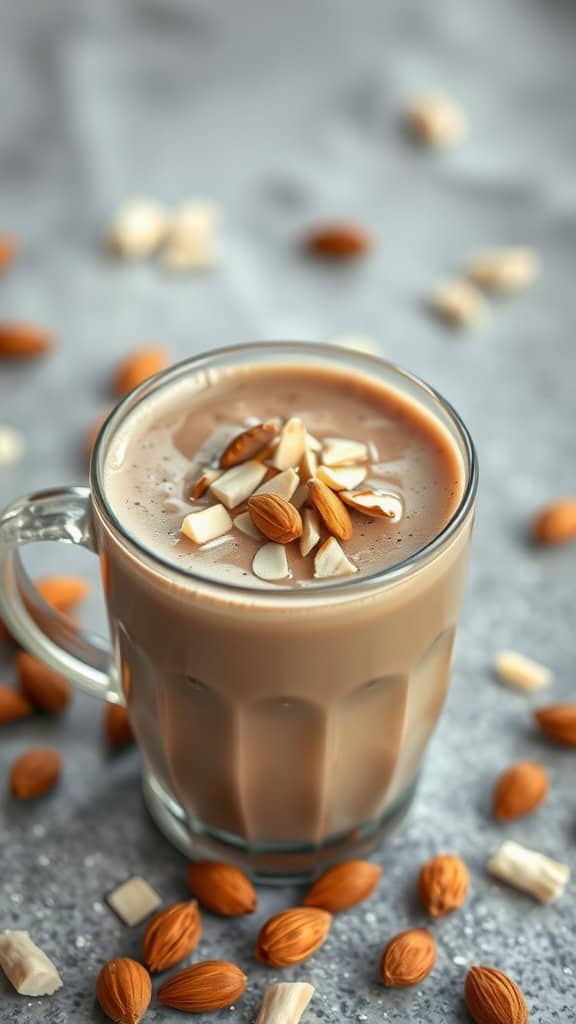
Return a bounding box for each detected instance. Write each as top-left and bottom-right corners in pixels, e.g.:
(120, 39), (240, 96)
(105, 363), (463, 585)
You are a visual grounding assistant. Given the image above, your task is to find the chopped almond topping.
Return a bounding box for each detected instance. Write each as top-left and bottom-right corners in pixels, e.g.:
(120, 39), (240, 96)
(255, 467), (300, 500)
(252, 543), (291, 581)
(272, 418), (307, 470)
(300, 509), (321, 557)
(317, 465), (367, 491)
(181, 504), (232, 544)
(220, 421), (279, 469)
(340, 489), (403, 521)
(189, 468), (221, 499)
(321, 437), (369, 467)
(314, 537), (357, 578)
(210, 460), (268, 509)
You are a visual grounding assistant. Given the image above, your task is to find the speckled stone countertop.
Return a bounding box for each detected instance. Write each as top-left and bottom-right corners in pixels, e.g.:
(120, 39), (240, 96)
(1, 0), (575, 1021)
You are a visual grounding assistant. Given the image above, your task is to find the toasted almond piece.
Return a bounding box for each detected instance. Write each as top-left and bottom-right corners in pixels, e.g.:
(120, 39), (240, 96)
(220, 421), (279, 469)
(9, 748), (62, 799)
(467, 247), (539, 292)
(464, 966), (528, 1024)
(189, 468), (221, 499)
(321, 437), (368, 467)
(255, 467), (300, 500)
(36, 575), (90, 612)
(532, 498), (576, 544)
(108, 198), (168, 259)
(487, 840), (569, 903)
(429, 279), (484, 328)
(113, 346), (169, 396)
(0, 685), (33, 724)
(534, 704), (576, 746)
(234, 511), (264, 540)
(181, 504), (232, 544)
(418, 853), (469, 918)
(104, 705), (134, 750)
(299, 447), (318, 482)
(291, 484), (309, 509)
(248, 494), (303, 544)
(256, 982), (315, 1024)
(380, 928), (436, 987)
(271, 418), (307, 470)
(143, 901), (201, 973)
(494, 650), (551, 693)
(96, 957), (151, 1024)
(308, 480), (352, 541)
(0, 235), (16, 273)
(187, 861), (256, 916)
(107, 876), (161, 927)
(493, 761), (549, 821)
(314, 537), (357, 578)
(304, 860), (381, 912)
(405, 93), (468, 148)
(317, 465), (367, 491)
(0, 930), (63, 996)
(0, 323), (53, 361)
(16, 652), (72, 713)
(0, 426), (25, 465)
(256, 907), (331, 966)
(253, 543), (291, 581)
(340, 489), (403, 521)
(300, 508), (321, 557)
(158, 960), (247, 1012)
(210, 460), (267, 509)
(305, 223), (371, 260)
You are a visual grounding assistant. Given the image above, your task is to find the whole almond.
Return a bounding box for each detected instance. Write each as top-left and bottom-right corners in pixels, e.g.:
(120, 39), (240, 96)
(305, 223), (371, 260)
(187, 861), (256, 916)
(104, 704), (134, 750)
(113, 346), (169, 396)
(248, 493), (303, 544)
(0, 684), (33, 724)
(0, 322), (53, 361)
(143, 900), (201, 973)
(493, 760), (549, 821)
(220, 421), (279, 469)
(308, 479), (352, 541)
(96, 957), (152, 1024)
(255, 907), (331, 966)
(418, 853), (469, 918)
(532, 499), (576, 544)
(16, 652), (72, 713)
(0, 234), (16, 273)
(380, 928), (436, 987)
(158, 960), (247, 1012)
(464, 965), (528, 1024)
(304, 860), (382, 912)
(37, 575), (89, 612)
(10, 747), (62, 799)
(534, 704), (576, 746)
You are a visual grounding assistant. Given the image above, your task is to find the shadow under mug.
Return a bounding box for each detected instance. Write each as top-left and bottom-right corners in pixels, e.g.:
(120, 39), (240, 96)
(0, 342), (478, 880)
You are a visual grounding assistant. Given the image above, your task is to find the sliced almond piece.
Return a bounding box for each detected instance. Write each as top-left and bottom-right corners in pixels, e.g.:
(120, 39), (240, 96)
(314, 537), (357, 578)
(271, 418), (307, 470)
(300, 447), (318, 482)
(300, 508), (321, 557)
(252, 543), (291, 582)
(189, 468), (221, 499)
(291, 484), (309, 509)
(255, 467), (300, 500)
(210, 460), (267, 509)
(317, 465), (367, 491)
(182, 504), (233, 544)
(341, 489), (403, 521)
(220, 421), (279, 469)
(308, 479), (352, 540)
(234, 512), (264, 541)
(321, 437), (368, 467)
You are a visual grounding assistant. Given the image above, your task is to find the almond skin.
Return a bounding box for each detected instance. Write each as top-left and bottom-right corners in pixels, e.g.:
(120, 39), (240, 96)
(16, 652), (72, 713)
(305, 223), (371, 260)
(380, 928), (436, 987)
(113, 346), (169, 396)
(104, 704), (134, 750)
(532, 499), (576, 544)
(308, 479), (352, 541)
(255, 906), (331, 966)
(0, 234), (16, 273)
(96, 957), (152, 1024)
(248, 493), (303, 544)
(220, 421), (279, 468)
(464, 965), (528, 1024)
(157, 960), (247, 1012)
(10, 747), (62, 799)
(0, 322), (53, 360)
(303, 860), (382, 912)
(187, 861), (257, 916)
(0, 684), (33, 724)
(143, 900), (201, 973)
(418, 853), (469, 918)
(493, 760), (549, 821)
(534, 704), (576, 746)
(36, 575), (89, 612)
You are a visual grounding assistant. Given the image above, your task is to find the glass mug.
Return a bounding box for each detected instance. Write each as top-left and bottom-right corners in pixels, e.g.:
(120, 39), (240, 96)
(0, 343), (477, 879)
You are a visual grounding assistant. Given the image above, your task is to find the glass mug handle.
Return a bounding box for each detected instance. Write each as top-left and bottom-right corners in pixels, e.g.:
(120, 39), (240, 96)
(0, 485), (116, 703)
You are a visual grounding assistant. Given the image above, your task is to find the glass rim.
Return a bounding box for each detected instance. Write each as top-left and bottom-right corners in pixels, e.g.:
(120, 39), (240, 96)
(91, 341), (478, 602)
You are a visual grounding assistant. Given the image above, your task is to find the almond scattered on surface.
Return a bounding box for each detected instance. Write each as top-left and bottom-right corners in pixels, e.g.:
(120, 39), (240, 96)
(142, 901), (201, 973)
(36, 575), (89, 612)
(108, 198), (169, 260)
(494, 650), (551, 693)
(220, 421), (279, 469)
(104, 704), (134, 750)
(255, 982), (315, 1024)
(308, 479), (352, 541)
(405, 93), (468, 148)
(0, 425), (25, 465)
(0, 930), (63, 996)
(107, 876), (161, 927)
(113, 346), (169, 396)
(305, 223), (371, 261)
(0, 685), (33, 724)
(464, 965), (528, 1024)
(0, 234), (16, 273)
(9, 748), (62, 799)
(248, 493), (303, 544)
(96, 957), (152, 1024)
(487, 840), (570, 903)
(303, 860), (381, 912)
(187, 861), (256, 916)
(429, 279), (484, 328)
(532, 498), (576, 544)
(157, 960), (247, 1012)
(161, 201), (220, 272)
(534, 704), (576, 746)
(0, 323), (53, 361)
(418, 853), (469, 918)
(255, 907), (331, 967)
(16, 652), (72, 713)
(493, 761), (549, 821)
(380, 928), (436, 987)
(467, 247), (539, 293)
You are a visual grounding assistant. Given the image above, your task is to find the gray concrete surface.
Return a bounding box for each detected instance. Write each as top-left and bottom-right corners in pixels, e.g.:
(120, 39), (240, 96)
(1, 0), (575, 1020)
